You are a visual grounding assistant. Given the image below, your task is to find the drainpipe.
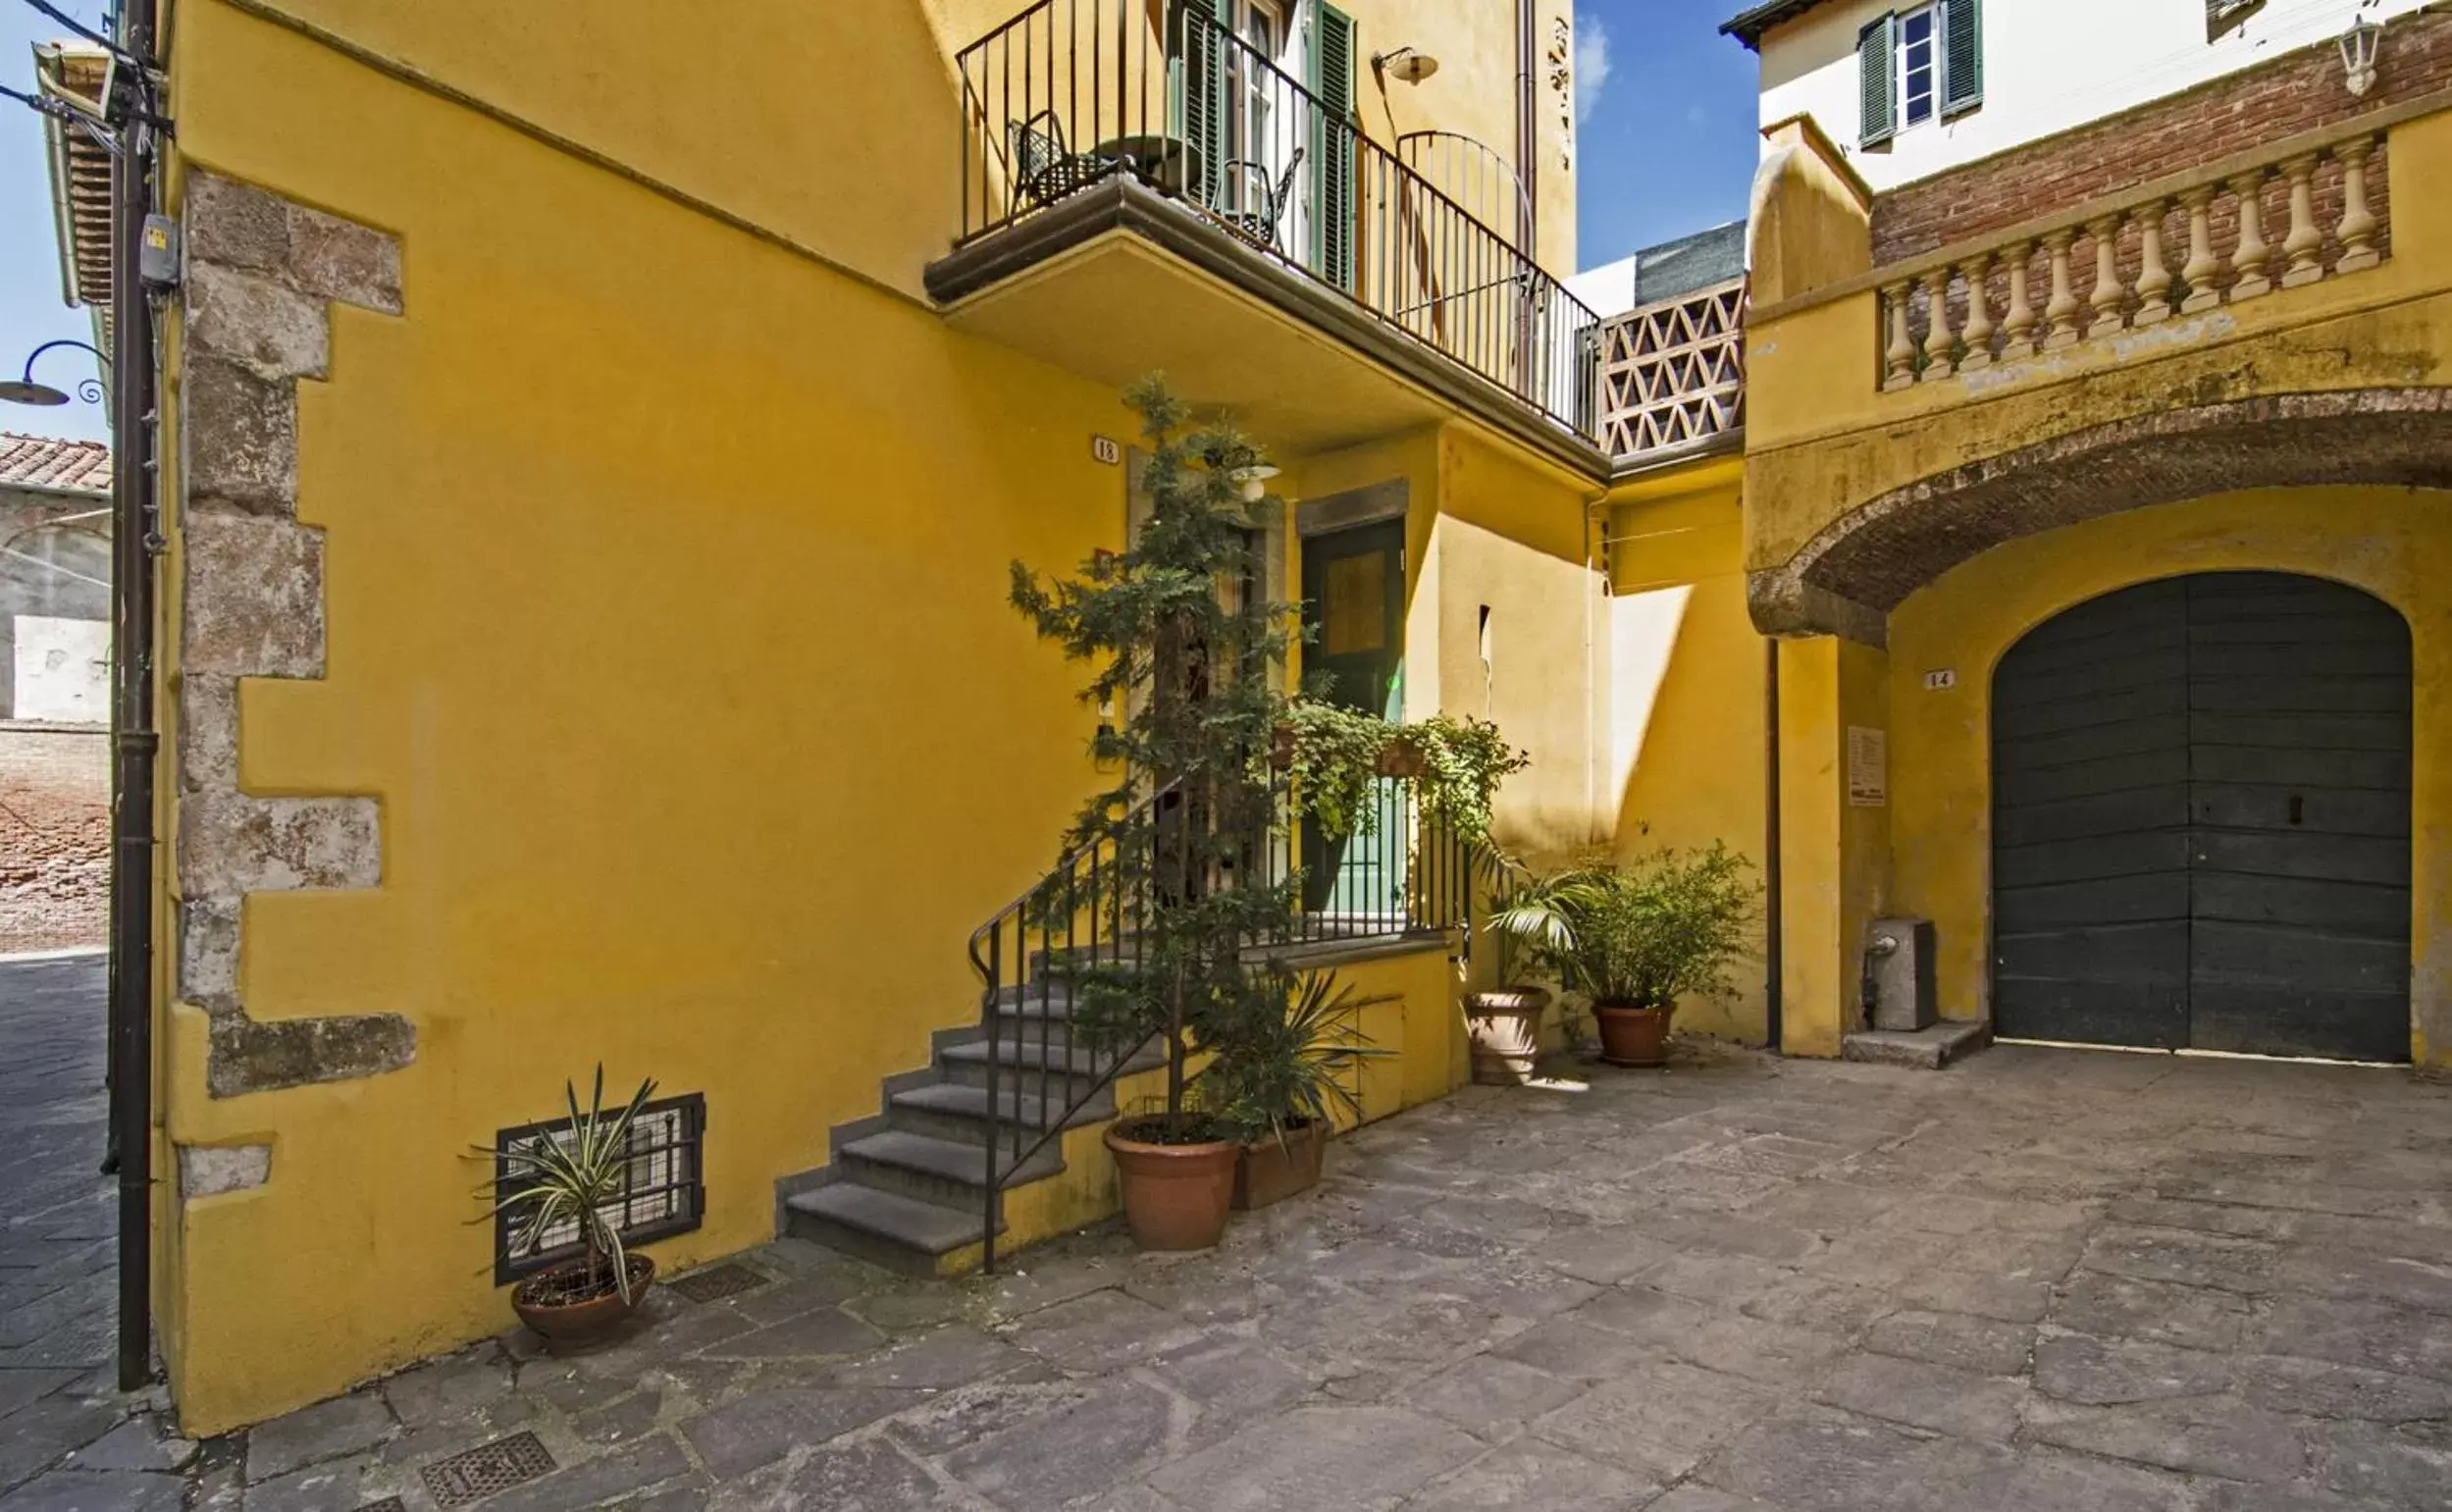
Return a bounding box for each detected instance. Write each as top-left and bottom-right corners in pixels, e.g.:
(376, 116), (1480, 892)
(1762, 636), (1783, 1053)
(1516, 0), (1539, 261)
(107, 0), (163, 1393)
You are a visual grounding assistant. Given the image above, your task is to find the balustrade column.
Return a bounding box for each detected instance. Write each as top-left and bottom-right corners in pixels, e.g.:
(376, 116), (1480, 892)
(2336, 137), (2381, 274)
(2085, 216), (2126, 339)
(1957, 254), (1996, 369)
(2134, 202), (2174, 325)
(2230, 170), (2272, 300)
(2043, 230), (2081, 350)
(1921, 267), (1957, 379)
(1882, 282), (1917, 390)
(2001, 241), (2037, 355)
(2178, 185), (2221, 315)
(2279, 153), (2325, 288)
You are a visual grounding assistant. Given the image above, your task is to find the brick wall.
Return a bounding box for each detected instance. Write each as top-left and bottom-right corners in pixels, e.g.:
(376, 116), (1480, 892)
(1872, 8), (2452, 266)
(0, 726), (108, 953)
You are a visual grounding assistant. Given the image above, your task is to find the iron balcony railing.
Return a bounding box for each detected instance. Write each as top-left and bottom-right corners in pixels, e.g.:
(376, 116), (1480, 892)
(965, 773), (1467, 1272)
(955, 0), (1600, 442)
(1595, 277), (1748, 461)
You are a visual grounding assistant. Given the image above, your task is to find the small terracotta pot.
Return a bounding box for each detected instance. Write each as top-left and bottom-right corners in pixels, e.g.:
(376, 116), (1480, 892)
(1464, 987), (1551, 1085)
(1594, 1003), (1673, 1068)
(1269, 725), (1296, 771)
(1233, 1119), (1328, 1210)
(511, 1254), (655, 1345)
(1106, 1121), (1238, 1250)
(1376, 741), (1428, 779)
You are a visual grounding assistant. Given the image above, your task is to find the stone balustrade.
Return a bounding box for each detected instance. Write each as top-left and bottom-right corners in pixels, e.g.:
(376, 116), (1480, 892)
(1878, 126), (2388, 391)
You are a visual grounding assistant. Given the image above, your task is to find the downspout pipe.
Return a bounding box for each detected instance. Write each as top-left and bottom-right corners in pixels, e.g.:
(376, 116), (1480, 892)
(108, 0), (163, 1393)
(1762, 635), (1783, 1053)
(1516, 0), (1539, 261)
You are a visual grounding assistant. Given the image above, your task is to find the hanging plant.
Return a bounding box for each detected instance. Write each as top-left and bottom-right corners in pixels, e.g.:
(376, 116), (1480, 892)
(1406, 713), (1529, 853)
(1272, 698), (1398, 838)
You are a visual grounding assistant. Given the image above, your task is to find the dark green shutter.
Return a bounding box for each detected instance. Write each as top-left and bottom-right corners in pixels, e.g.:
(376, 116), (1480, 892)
(1942, 0), (1983, 117)
(1174, 0), (1227, 207)
(1857, 13), (1897, 148)
(1311, 3), (1358, 290)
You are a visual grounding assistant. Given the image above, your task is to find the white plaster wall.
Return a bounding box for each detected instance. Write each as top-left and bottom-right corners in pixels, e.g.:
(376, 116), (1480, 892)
(12, 615), (108, 724)
(1756, 0), (2428, 191)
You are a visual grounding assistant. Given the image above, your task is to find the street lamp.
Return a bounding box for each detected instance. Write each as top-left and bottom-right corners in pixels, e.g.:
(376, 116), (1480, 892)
(2341, 15), (2383, 98)
(0, 339), (106, 406)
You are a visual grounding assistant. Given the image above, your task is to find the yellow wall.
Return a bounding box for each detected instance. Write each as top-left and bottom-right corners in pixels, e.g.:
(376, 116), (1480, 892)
(1775, 634), (1891, 1059)
(1600, 461), (1774, 1043)
(1886, 487), (2452, 1070)
(163, 0), (1139, 1434)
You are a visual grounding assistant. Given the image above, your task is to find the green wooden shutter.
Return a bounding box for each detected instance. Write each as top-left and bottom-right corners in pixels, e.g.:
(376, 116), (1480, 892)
(1942, 0), (1983, 117)
(1311, 3), (1358, 290)
(1858, 13), (1897, 148)
(1174, 0), (1227, 207)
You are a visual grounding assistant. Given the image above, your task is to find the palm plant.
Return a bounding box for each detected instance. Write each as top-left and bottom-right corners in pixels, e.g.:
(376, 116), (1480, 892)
(481, 1068), (656, 1305)
(1200, 968), (1392, 1145)
(1491, 845), (1756, 1010)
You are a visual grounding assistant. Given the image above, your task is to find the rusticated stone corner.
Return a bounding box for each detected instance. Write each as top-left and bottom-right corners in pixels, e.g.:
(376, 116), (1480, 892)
(178, 168), (411, 1099)
(178, 1141), (273, 1199)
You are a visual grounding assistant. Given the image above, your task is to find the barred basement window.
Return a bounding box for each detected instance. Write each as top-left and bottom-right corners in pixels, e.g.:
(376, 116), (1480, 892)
(492, 1092), (704, 1285)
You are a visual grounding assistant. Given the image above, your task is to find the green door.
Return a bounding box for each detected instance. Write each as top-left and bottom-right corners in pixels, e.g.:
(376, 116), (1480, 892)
(1299, 518), (1406, 921)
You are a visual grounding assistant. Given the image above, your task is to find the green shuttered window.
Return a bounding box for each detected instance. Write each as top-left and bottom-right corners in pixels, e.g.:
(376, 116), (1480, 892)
(1858, 12), (1898, 148)
(1312, 3), (1358, 290)
(1858, 0), (1979, 149)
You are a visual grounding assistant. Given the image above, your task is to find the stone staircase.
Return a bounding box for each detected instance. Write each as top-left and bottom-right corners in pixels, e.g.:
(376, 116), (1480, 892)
(781, 978), (1165, 1277)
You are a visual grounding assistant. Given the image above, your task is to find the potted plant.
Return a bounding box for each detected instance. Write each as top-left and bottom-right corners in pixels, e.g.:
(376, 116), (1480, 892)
(1463, 853), (1557, 1085)
(482, 1068), (659, 1345)
(1202, 967), (1391, 1209)
(1011, 379), (1305, 1252)
(1491, 844), (1756, 1069)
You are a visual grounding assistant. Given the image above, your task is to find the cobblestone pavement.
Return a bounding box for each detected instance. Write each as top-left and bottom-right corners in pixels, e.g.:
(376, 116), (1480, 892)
(0, 953), (186, 1510)
(12, 1009), (2452, 1511)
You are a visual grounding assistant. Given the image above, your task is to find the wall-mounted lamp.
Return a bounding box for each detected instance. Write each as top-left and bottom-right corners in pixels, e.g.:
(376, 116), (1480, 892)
(1372, 46), (1440, 85)
(2341, 15), (2383, 98)
(0, 339), (104, 406)
(1230, 464), (1280, 502)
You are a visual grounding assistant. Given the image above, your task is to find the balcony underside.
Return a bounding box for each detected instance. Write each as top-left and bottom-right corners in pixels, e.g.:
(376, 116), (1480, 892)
(927, 178), (1608, 476)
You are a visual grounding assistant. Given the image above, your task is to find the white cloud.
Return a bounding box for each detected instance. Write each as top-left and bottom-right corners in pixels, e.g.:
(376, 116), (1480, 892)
(1574, 14), (1612, 126)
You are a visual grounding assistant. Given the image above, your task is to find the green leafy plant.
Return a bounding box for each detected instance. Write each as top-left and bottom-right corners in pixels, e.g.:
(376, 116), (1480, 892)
(1406, 713), (1530, 851)
(1010, 379), (1303, 1137)
(1277, 698), (1394, 838)
(1491, 844), (1758, 1010)
(479, 1068), (655, 1305)
(1200, 968), (1393, 1145)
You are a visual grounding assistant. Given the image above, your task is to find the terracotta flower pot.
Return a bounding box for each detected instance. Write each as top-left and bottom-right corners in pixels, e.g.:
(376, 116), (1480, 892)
(1106, 1120), (1239, 1250)
(1269, 724), (1296, 771)
(510, 1254), (655, 1345)
(1233, 1118), (1328, 1210)
(1376, 740), (1428, 779)
(1464, 987), (1551, 1085)
(1593, 1003), (1673, 1069)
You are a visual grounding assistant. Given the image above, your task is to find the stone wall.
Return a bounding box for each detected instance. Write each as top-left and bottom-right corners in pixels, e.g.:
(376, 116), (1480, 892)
(1870, 9), (2452, 267)
(175, 170), (416, 1099)
(0, 725), (107, 953)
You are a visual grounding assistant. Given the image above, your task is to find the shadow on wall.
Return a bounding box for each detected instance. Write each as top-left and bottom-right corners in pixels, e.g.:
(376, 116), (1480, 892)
(1603, 504), (1772, 1044)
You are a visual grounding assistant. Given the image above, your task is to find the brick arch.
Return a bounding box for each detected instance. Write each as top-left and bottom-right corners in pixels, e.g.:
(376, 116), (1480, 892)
(1748, 389), (2452, 643)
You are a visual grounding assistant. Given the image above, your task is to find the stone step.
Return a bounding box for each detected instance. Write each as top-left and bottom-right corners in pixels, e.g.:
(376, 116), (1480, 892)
(1843, 1019), (1993, 1070)
(784, 1182), (991, 1277)
(887, 1079), (1115, 1147)
(839, 1128), (1066, 1209)
(939, 1035), (1164, 1093)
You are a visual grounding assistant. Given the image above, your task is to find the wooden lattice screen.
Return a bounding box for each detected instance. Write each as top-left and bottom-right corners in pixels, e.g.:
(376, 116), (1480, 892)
(1597, 278), (1748, 460)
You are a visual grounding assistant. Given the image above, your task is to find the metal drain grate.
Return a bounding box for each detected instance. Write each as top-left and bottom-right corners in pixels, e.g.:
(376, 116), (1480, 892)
(668, 1262), (767, 1303)
(419, 1431), (556, 1508)
(358, 1501), (407, 1512)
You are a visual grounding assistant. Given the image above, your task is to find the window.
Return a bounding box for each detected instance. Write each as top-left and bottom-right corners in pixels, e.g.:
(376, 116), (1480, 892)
(1858, 0), (1981, 149)
(492, 1092), (705, 1284)
(1899, 6), (1937, 129)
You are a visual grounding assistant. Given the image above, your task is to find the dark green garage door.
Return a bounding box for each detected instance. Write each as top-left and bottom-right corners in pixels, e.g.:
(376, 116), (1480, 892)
(1992, 572), (2411, 1063)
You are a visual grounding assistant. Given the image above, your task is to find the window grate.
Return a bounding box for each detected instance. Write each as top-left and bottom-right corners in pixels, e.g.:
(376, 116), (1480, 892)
(492, 1092), (705, 1286)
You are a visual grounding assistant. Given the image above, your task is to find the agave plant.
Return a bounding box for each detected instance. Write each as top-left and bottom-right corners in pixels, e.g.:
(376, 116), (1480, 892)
(480, 1068), (656, 1305)
(1199, 967), (1393, 1146)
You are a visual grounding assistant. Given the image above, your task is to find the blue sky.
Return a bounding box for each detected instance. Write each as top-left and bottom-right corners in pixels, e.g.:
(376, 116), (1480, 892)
(1575, 0), (1762, 268)
(0, 1), (1754, 449)
(1, 0), (108, 443)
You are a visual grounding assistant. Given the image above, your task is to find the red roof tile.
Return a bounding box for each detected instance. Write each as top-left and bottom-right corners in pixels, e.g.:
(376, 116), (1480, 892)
(0, 433), (112, 495)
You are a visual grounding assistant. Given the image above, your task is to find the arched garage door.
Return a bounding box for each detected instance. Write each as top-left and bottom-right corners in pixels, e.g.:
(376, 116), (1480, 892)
(1991, 572), (2411, 1063)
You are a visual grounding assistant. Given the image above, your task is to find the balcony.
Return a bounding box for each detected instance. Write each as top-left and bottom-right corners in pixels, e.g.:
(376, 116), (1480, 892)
(928, 0), (1601, 470)
(1595, 278), (1747, 467)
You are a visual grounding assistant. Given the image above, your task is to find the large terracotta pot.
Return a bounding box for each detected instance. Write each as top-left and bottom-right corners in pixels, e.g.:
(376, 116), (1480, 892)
(1106, 1120), (1239, 1250)
(1233, 1119), (1328, 1210)
(511, 1254), (655, 1346)
(1464, 987), (1551, 1085)
(1593, 1003), (1673, 1068)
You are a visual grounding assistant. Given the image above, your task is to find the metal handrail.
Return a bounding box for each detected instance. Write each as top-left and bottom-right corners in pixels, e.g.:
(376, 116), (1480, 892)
(952, 0), (1600, 441)
(1394, 129), (1532, 248)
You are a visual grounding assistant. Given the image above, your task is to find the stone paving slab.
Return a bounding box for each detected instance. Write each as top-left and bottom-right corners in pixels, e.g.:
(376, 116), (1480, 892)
(6, 956), (2452, 1509)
